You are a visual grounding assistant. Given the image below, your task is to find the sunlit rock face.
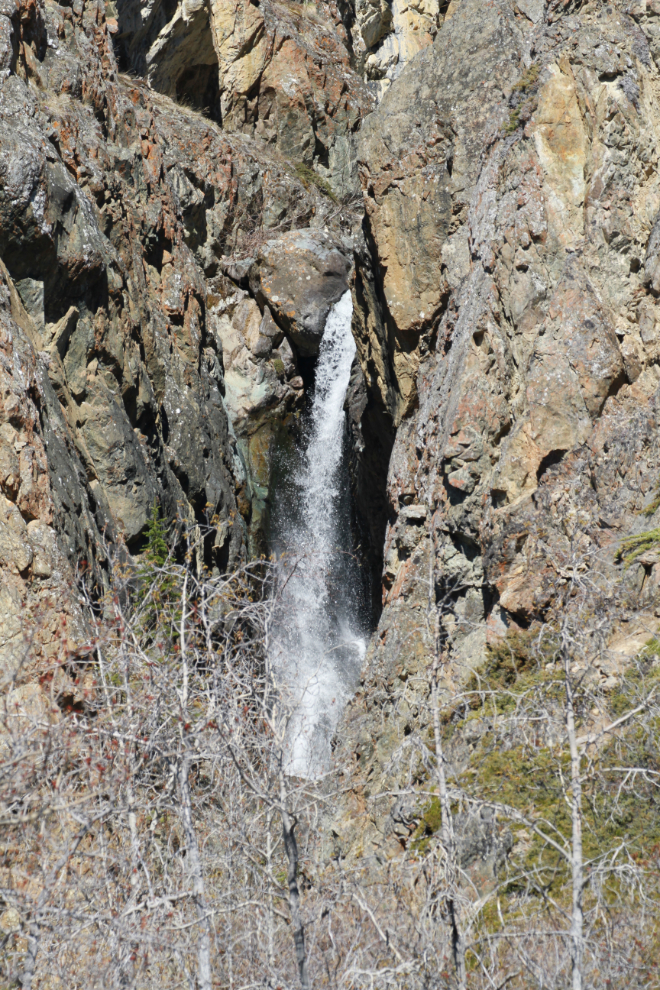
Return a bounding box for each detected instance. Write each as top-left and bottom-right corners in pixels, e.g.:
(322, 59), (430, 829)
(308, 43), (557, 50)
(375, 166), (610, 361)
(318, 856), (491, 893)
(6, 0), (660, 882)
(331, 0), (660, 860)
(111, 0), (445, 189)
(357, 0), (445, 97)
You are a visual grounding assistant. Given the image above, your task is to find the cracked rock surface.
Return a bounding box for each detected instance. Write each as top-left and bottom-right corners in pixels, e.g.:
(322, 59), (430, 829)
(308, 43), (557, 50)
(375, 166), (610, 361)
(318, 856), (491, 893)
(0, 0), (363, 693)
(5, 0), (660, 877)
(331, 0), (660, 861)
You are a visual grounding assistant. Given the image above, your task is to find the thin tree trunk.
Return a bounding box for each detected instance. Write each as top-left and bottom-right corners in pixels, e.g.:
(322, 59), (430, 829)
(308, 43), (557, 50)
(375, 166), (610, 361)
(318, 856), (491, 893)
(428, 550), (466, 990)
(431, 665), (467, 990)
(266, 806), (275, 971)
(177, 572), (213, 990)
(279, 772), (310, 990)
(178, 754), (213, 990)
(18, 827), (91, 989)
(563, 650), (584, 990)
(19, 919), (40, 990)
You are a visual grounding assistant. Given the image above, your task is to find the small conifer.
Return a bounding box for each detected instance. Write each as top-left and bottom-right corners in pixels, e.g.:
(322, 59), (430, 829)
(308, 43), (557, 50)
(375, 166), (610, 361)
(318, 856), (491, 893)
(145, 500), (169, 565)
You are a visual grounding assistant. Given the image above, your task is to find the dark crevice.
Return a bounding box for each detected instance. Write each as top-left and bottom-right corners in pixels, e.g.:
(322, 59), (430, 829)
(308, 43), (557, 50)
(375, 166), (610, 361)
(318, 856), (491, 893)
(346, 359), (395, 625)
(491, 488), (507, 508)
(536, 448), (567, 484)
(160, 405), (170, 444)
(314, 134), (330, 169)
(444, 470), (469, 506)
(607, 367), (628, 400)
(509, 609), (531, 630)
(176, 63), (221, 122)
(296, 353), (317, 393)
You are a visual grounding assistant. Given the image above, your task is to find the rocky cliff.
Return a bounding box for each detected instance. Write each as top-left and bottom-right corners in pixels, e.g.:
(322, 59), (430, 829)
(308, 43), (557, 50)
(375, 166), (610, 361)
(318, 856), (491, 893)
(334, 0), (660, 860)
(2, 0), (660, 892)
(0, 0), (375, 684)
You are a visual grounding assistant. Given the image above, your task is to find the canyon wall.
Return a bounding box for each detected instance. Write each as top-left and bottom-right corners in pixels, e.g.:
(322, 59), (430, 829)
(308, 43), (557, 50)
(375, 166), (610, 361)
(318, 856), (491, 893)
(3, 0), (660, 874)
(0, 0), (372, 691)
(333, 0), (660, 859)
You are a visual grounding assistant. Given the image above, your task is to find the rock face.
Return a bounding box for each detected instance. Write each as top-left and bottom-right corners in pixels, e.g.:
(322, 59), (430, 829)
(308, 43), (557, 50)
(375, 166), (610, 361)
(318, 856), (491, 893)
(114, 0), (374, 193)
(0, 0), (363, 687)
(355, 0), (444, 95)
(5, 0), (660, 884)
(332, 0), (660, 859)
(248, 229), (351, 356)
(0, 259), (91, 680)
(112, 0), (444, 182)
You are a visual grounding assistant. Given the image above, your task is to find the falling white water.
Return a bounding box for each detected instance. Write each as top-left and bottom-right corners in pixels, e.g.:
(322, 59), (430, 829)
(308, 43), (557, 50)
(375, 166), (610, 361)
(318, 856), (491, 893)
(270, 291), (366, 778)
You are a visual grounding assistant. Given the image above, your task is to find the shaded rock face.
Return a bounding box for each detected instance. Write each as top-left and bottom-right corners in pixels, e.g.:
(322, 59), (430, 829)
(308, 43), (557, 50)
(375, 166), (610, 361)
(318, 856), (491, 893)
(0, 59), (245, 562)
(114, 0), (375, 193)
(331, 0), (660, 860)
(0, 0), (372, 690)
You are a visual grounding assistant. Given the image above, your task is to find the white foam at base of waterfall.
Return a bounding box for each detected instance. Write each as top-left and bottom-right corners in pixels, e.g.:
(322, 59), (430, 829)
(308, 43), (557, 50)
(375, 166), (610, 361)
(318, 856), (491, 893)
(270, 291), (366, 779)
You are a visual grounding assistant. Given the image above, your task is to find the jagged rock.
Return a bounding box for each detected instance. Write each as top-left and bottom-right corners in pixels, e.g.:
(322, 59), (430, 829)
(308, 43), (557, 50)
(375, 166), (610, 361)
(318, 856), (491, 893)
(354, 0), (522, 424)
(115, 0), (374, 193)
(0, 261), (93, 684)
(0, 0), (361, 669)
(7, 0), (660, 896)
(207, 272), (303, 550)
(354, 0), (444, 97)
(332, 0), (660, 860)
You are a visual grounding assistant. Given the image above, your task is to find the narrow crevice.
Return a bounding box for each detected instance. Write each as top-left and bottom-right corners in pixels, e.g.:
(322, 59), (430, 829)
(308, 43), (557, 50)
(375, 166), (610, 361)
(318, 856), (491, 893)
(345, 360), (395, 625)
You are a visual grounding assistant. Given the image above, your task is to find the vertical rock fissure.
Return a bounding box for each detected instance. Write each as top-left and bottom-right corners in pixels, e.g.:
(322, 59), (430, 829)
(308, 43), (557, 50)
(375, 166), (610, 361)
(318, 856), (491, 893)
(269, 291), (367, 778)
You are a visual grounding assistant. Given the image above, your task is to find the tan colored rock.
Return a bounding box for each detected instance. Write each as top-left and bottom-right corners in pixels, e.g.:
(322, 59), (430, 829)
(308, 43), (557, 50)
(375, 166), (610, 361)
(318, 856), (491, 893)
(335, 0), (660, 853)
(357, 0), (443, 96)
(354, 0), (523, 422)
(0, 495), (32, 574)
(531, 62), (587, 251)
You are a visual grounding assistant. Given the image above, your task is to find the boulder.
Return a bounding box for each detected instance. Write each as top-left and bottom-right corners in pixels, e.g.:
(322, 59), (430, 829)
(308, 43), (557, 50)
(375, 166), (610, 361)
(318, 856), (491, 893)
(248, 230), (352, 357)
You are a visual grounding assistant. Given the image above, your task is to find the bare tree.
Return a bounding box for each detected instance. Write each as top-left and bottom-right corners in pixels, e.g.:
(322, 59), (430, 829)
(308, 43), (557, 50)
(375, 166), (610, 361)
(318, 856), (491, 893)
(363, 530), (660, 989)
(1, 518), (659, 990)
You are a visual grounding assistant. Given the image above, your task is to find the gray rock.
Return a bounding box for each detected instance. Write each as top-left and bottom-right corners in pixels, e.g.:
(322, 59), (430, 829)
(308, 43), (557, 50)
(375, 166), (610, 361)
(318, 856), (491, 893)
(248, 229), (352, 357)
(15, 279), (44, 333)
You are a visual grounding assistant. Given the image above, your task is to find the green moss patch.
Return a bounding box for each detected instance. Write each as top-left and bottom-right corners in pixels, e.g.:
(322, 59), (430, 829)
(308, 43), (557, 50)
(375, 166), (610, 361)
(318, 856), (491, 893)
(643, 479), (660, 517)
(512, 63), (541, 93)
(503, 63), (541, 135)
(617, 526), (660, 567)
(293, 162), (337, 202)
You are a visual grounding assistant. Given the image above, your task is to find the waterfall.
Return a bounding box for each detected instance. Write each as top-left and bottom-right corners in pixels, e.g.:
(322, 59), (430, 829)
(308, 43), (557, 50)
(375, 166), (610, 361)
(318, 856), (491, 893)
(269, 291), (366, 778)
